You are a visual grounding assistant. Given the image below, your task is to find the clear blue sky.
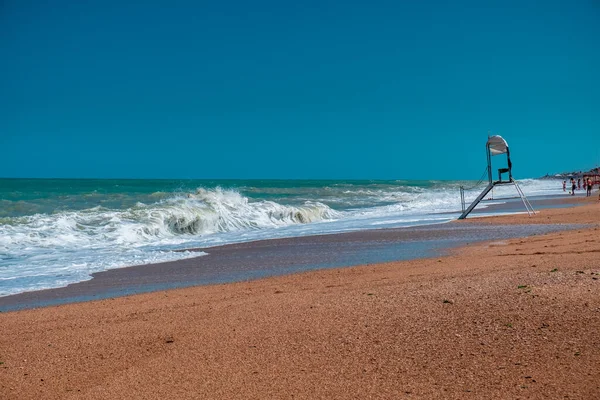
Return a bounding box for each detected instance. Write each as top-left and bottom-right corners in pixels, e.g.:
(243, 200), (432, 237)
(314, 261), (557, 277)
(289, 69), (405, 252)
(1, 0), (598, 180)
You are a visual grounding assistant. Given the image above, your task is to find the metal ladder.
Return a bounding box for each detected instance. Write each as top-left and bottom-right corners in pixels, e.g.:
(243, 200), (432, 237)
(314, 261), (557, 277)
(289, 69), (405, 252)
(459, 179), (535, 219)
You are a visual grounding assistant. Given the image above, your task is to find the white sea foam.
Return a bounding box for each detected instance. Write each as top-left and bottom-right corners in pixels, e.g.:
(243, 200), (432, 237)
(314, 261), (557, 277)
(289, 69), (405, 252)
(0, 187), (343, 296)
(0, 179), (565, 297)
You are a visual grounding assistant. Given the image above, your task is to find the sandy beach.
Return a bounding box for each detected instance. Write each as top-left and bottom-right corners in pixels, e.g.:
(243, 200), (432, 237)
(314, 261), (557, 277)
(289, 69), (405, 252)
(1, 198), (598, 399)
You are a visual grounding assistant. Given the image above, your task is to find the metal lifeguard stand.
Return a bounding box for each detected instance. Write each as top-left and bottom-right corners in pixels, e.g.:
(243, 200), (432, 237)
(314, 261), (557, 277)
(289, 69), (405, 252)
(458, 135), (535, 219)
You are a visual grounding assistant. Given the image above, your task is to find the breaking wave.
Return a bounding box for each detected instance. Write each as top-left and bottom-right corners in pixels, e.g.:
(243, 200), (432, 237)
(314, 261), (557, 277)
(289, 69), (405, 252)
(0, 179), (564, 297)
(1, 188), (340, 248)
(0, 188), (341, 296)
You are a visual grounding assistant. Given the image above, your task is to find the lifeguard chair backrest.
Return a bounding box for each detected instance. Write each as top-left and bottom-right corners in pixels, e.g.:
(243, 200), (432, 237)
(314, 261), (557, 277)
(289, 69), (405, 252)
(486, 135), (512, 182)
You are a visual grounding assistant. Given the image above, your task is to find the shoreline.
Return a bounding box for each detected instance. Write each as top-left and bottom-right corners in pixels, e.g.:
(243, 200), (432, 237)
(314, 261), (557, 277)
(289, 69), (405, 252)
(0, 199), (598, 398)
(0, 195), (593, 312)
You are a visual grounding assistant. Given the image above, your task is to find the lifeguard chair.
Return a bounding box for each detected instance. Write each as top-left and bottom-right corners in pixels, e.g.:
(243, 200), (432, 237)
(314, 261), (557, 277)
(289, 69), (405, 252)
(458, 135), (534, 219)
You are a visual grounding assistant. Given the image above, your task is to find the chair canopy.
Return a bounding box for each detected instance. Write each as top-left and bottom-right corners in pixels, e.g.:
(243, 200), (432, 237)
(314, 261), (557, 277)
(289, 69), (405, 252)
(487, 135), (509, 156)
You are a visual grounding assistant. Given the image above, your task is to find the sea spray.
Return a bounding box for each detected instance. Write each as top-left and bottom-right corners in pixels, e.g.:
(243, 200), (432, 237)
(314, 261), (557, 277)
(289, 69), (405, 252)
(0, 178), (564, 296)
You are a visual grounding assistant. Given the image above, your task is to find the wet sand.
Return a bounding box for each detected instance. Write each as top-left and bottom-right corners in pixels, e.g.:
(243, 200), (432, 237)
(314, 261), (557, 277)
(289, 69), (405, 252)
(0, 197), (599, 399)
(0, 195), (589, 312)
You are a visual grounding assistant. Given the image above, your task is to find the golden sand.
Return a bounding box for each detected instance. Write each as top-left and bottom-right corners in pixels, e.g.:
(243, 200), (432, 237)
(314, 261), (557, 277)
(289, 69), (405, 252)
(1, 199), (599, 399)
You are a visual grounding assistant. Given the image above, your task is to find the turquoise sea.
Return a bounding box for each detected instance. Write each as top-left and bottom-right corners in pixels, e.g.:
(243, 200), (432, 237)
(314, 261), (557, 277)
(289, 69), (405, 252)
(0, 178), (562, 297)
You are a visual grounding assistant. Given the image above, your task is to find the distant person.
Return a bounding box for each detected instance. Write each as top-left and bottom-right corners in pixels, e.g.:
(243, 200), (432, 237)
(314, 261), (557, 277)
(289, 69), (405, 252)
(583, 179), (587, 192)
(571, 178), (576, 196)
(587, 178), (593, 197)
(577, 178), (581, 190)
(562, 180), (566, 192)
